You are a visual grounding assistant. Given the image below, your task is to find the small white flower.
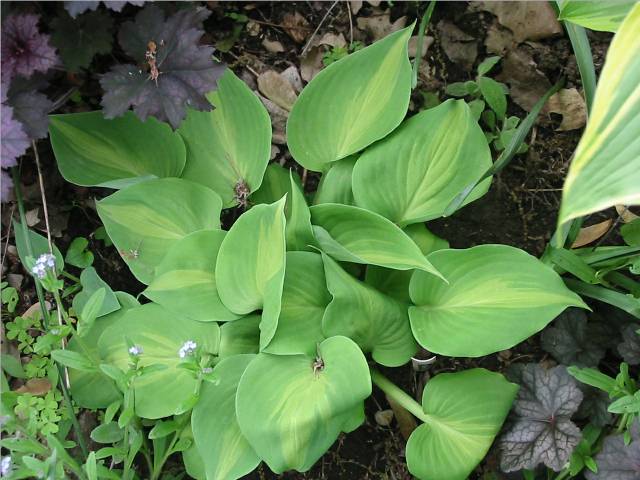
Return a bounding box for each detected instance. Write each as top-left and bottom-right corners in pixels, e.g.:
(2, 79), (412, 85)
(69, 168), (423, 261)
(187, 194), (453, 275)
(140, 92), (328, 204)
(32, 253), (56, 279)
(178, 340), (197, 358)
(202, 367), (213, 374)
(1, 456), (12, 477)
(128, 345), (143, 356)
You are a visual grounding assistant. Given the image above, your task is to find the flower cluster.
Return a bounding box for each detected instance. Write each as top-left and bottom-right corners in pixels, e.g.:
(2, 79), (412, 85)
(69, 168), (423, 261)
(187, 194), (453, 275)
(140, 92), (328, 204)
(31, 253), (56, 279)
(0, 456), (11, 477)
(178, 340), (197, 359)
(128, 344), (143, 356)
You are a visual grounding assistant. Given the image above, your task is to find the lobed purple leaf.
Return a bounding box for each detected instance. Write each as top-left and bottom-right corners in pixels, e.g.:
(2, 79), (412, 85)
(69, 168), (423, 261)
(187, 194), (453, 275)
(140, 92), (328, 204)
(586, 421), (640, 480)
(618, 324), (640, 366)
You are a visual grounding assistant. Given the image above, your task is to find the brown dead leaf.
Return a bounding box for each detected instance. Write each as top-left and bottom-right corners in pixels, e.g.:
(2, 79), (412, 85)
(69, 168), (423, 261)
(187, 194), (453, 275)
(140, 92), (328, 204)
(318, 32), (347, 49)
(496, 47), (551, 112)
(485, 22), (516, 55)
(22, 301), (52, 319)
(386, 395), (418, 440)
(408, 35), (434, 58)
(280, 66), (303, 94)
(258, 94), (288, 145)
(374, 409), (394, 427)
(300, 45), (324, 83)
(282, 12), (310, 44)
(436, 20), (477, 71)
(572, 219), (613, 248)
(357, 11), (406, 41)
(350, 0), (363, 15)
(16, 378), (51, 396)
(26, 208), (40, 227)
(616, 205), (640, 223)
(477, 1), (562, 43)
(257, 70), (298, 111)
(546, 88), (587, 131)
(262, 38), (284, 53)
(7, 273), (23, 289)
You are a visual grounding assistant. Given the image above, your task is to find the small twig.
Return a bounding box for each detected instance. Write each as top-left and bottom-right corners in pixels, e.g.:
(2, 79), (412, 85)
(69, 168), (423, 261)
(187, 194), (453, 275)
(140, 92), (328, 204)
(346, 1), (353, 46)
(1, 205), (15, 272)
(226, 50), (260, 77)
(48, 87), (77, 113)
(301, 0), (339, 58)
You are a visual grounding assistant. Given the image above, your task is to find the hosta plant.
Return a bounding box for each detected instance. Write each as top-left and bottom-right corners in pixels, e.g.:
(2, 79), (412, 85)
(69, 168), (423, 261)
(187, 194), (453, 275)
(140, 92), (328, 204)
(47, 25), (589, 480)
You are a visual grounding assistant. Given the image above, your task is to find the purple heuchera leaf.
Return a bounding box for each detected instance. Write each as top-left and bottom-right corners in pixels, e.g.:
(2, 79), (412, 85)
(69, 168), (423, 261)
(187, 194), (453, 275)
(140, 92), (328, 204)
(1, 104), (30, 169)
(618, 324), (640, 366)
(100, 5), (225, 129)
(8, 88), (53, 140)
(586, 421), (640, 480)
(1, 14), (59, 82)
(64, 1), (144, 18)
(499, 364), (583, 472)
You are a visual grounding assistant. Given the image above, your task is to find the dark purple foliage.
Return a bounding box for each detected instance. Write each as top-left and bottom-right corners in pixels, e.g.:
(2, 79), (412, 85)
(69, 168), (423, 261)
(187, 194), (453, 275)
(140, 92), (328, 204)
(499, 364), (583, 472)
(7, 83), (53, 140)
(64, 1), (144, 18)
(100, 5), (225, 129)
(586, 421), (640, 480)
(1, 14), (59, 82)
(1, 104), (30, 169)
(618, 324), (640, 365)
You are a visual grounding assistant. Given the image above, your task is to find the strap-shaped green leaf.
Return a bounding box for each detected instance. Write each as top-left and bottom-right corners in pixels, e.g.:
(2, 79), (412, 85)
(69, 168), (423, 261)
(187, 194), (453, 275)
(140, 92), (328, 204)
(287, 26), (413, 171)
(285, 172), (317, 251)
(352, 100), (491, 226)
(322, 254), (417, 367)
(192, 355), (260, 480)
(143, 230), (240, 322)
(558, 0), (636, 32)
(409, 245), (587, 357)
(558, 4), (640, 226)
(405, 369), (518, 480)
(236, 336), (371, 473)
(265, 252), (329, 356)
(310, 203), (443, 278)
(216, 198), (286, 350)
(178, 69), (272, 207)
(97, 178), (223, 284)
(98, 303), (220, 419)
(49, 111), (186, 188)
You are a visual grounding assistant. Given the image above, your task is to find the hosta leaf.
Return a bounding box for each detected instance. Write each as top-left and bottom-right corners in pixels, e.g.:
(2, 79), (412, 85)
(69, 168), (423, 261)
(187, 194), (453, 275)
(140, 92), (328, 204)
(541, 309), (607, 367)
(49, 111), (186, 188)
(313, 156), (357, 206)
(219, 315), (260, 358)
(98, 303), (220, 418)
(101, 5), (225, 129)
(585, 421), (640, 480)
(409, 245), (587, 357)
(178, 69), (272, 207)
(50, 10), (114, 72)
(265, 252), (329, 356)
(405, 369), (518, 480)
(144, 230), (240, 322)
(322, 254), (417, 367)
(72, 267), (120, 320)
(287, 26), (413, 171)
(250, 163), (302, 205)
(192, 355), (260, 480)
(67, 292), (138, 409)
(558, 0), (636, 32)
(216, 198), (286, 350)
(236, 336), (371, 473)
(557, 4), (640, 227)
(352, 100), (492, 226)
(285, 172), (316, 251)
(499, 364), (583, 472)
(365, 223), (449, 304)
(97, 178), (222, 284)
(13, 220), (64, 272)
(310, 203), (442, 277)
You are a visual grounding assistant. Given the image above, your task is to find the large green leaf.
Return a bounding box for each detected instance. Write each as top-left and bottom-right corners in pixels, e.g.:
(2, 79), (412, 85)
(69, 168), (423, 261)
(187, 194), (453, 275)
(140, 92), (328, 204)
(13, 220), (64, 272)
(177, 69), (272, 207)
(265, 252), (329, 356)
(49, 111), (185, 189)
(287, 26), (413, 171)
(285, 172), (316, 251)
(192, 355), (260, 480)
(309, 203), (443, 278)
(98, 303), (219, 419)
(216, 198), (286, 350)
(97, 178), (222, 284)
(558, 0), (636, 32)
(236, 336), (371, 473)
(409, 245), (587, 357)
(406, 369), (518, 480)
(67, 292), (138, 409)
(322, 255), (417, 367)
(352, 100), (492, 226)
(557, 4), (640, 227)
(72, 267), (120, 320)
(143, 230), (240, 322)
(249, 164), (302, 205)
(313, 156), (357, 206)
(219, 315), (261, 358)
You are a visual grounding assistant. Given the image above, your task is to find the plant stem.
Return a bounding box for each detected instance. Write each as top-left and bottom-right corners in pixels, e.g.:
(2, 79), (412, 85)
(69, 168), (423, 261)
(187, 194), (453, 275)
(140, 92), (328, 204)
(150, 425), (185, 480)
(370, 369), (427, 422)
(412, 0), (436, 89)
(61, 270), (81, 283)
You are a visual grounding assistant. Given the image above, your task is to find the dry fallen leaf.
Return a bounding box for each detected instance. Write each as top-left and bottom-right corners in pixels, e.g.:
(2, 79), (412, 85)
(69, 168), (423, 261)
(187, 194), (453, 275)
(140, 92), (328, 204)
(386, 395), (418, 440)
(616, 205), (640, 223)
(22, 301), (52, 319)
(485, 22), (516, 55)
(280, 65), (303, 94)
(26, 208), (40, 227)
(374, 409), (394, 427)
(357, 10), (407, 41)
(496, 47), (551, 112)
(16, 378), (52, 396)
(476, 1), (562, 43)
(258, 94), (288, 144)
(408, 35), (434, 58)
(571, 219), (613, 248)
(282, 12), (310, 44)
(7, 273), (23, 290)
(350, 0), (363, 15)
(436, 20), (477, 71)
(257, 70), (298, 111)
(546, 88), (587, 131)
(318, 32), (347, 49)
(262, 38), (284, 53)
(300, 45), (324, 82)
